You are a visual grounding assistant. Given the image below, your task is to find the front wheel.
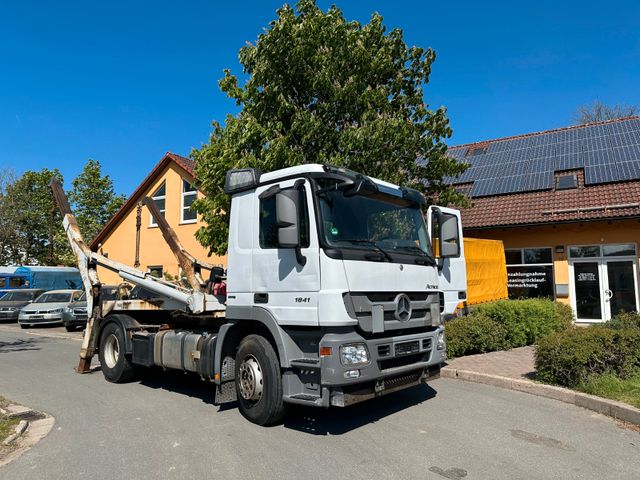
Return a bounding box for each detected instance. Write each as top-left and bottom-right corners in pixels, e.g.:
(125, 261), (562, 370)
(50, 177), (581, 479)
(99, 322), (137, 383)
(235, 334), (287, 426)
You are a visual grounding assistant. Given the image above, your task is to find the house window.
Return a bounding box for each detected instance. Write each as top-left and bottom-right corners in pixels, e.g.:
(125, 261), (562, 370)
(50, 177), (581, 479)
(148, 266), (163, 278)
(181, 179), (198, 223)
(149, 182), (166, 227)
(505, 247), (554, 299)
(556, 173), (577, 190)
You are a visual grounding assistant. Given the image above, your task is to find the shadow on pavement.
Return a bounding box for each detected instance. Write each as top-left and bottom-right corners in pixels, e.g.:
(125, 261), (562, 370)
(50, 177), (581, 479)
(283, 384), (438, 435)
(138, 368), (215, 405)
(0, 337), (42, 353)
(134, 366), (437, 433)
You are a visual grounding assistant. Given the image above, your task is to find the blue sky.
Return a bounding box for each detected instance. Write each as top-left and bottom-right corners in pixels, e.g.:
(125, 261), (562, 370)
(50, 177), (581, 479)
(2, 1), (639, 195)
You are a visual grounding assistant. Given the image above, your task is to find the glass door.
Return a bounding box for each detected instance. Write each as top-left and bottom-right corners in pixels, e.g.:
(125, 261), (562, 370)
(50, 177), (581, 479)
(569, 244), (639, 322)
(605, 260), (638, 317)
(572, 262), (604, 321)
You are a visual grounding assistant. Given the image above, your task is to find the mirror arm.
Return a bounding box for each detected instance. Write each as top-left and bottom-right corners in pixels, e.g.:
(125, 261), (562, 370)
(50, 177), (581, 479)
(295, 246), (307, 266)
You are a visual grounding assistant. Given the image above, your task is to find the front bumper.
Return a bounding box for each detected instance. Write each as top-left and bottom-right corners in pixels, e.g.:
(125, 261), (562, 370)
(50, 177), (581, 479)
(62, 311), (87, 327)
(319, 327), (445, 387)
(284, 327), (445, 408)
(18, 313), (63, 325)
(0, 310), (19, 322)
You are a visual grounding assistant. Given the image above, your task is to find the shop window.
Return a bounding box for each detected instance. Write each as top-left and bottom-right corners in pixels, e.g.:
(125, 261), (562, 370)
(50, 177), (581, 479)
(569, 244), (637, 258)
(505, 247), (554, 300)
(603, 244), (636, 257)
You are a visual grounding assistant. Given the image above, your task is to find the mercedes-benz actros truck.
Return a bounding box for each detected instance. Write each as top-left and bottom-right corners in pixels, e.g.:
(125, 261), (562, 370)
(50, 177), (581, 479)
(53, 164), (465, 425)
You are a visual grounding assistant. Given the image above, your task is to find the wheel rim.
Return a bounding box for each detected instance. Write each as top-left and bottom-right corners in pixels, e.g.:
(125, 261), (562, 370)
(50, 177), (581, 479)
(238, 354), (263, 402)
(103, 333), (120, 369)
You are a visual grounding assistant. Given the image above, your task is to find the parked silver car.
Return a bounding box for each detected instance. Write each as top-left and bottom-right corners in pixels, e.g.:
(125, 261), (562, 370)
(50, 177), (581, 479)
(62, 285), (120, 332)
(0, 289), (46, 322)
(18, 289), (82, 328)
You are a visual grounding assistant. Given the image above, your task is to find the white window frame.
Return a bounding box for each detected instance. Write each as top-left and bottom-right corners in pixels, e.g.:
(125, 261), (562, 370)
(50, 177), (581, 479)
(567, 243), (639, 322)
(149, 182), (166, 227)
(181, 178), (198, 224)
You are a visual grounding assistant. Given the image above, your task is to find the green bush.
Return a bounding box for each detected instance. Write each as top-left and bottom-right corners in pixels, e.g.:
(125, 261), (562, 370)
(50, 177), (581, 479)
(535, 327), (640, 387)
(603, 311), (640, 330)
(475, 299), (573, 348)
(445, 313), (507, 358)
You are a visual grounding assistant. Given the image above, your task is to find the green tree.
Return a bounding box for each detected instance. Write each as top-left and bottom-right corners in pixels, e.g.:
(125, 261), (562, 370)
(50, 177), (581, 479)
(0, 168), (73, 265)
(193, 0), (467, 255)
(69, 159), (125, 243)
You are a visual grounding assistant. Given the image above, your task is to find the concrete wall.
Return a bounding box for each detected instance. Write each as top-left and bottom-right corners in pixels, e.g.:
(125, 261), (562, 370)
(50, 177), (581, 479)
(96, 163), (225, 285)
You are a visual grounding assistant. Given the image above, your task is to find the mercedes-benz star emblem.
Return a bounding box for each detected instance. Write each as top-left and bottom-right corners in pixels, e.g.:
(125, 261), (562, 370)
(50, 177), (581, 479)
(394, 293), (412, 322)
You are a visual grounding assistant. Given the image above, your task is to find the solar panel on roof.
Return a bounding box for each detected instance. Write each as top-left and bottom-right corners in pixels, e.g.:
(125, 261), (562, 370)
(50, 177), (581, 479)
(447, 117), (640, 196)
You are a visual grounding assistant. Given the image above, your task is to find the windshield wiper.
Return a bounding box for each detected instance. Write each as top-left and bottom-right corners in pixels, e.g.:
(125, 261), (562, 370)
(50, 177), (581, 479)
(392, 245), (437, 265)
(342, 239), (393, 262)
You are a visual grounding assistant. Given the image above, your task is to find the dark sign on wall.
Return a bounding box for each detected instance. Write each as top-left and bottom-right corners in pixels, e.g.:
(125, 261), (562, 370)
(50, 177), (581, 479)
(507, 265), (554, 299)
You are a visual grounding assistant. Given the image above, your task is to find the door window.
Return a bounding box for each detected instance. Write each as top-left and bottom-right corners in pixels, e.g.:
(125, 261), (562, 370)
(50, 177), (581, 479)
(573, 262), (602, 320)
(606, 261), (637, 315)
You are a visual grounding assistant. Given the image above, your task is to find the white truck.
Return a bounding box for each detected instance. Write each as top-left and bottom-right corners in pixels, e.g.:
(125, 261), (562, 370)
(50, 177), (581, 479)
(52, 164), (465, 425)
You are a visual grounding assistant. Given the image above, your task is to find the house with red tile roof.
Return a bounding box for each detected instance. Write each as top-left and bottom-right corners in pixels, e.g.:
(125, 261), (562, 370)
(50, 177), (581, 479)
(90, 152), (225, 285)
(450, 116), (640, 322)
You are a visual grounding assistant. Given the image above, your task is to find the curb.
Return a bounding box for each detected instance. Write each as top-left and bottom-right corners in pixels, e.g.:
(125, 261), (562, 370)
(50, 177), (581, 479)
(441, 366), (640, 426)
(0, 403), (54, 468)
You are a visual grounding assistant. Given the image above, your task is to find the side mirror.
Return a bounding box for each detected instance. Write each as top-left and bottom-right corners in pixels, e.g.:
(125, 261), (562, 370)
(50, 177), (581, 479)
(438, 212), (460, 258)
(276, 190), (301, 248)
(275, 189), (307, 266)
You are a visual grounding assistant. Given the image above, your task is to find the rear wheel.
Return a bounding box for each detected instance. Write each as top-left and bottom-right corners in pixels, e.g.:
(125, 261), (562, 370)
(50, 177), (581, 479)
(235, 334), (286, 426)
(99, 322), (137, 383)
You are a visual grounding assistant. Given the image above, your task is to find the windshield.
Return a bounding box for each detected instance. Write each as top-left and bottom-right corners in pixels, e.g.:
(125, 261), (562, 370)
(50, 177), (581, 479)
(316, 178), (432, 259)
(35, 293), (72, 303)
(1, 291), (37, 301)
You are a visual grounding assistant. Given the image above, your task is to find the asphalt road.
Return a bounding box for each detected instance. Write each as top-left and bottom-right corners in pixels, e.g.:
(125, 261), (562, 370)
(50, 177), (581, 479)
(0, 324), (638, 480)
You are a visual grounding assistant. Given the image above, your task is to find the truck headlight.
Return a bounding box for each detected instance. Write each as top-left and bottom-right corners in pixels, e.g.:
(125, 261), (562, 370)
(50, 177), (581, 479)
(437, 329), (446, 350)
(340, 343), (369, 365)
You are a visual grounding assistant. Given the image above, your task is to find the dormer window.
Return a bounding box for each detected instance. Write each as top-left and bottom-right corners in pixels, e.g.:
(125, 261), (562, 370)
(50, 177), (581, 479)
(466, 146), (488, 156)
(556, 173), (577, 190)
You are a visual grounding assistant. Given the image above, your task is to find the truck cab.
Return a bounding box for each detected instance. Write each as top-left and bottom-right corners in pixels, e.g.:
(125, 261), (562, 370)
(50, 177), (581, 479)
(222, 164), (462, 417)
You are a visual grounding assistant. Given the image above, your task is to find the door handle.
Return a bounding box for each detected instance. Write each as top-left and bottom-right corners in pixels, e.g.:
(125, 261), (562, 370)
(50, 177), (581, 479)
(604, 289), (613, 300)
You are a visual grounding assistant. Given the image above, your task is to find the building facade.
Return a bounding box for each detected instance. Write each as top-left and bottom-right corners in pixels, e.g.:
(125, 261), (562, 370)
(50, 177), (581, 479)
(451, 116), (640, 323)
(90, 153), (224, 285)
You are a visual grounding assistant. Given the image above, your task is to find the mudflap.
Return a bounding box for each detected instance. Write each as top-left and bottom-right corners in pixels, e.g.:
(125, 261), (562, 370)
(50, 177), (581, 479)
(214, 354), (237, 405)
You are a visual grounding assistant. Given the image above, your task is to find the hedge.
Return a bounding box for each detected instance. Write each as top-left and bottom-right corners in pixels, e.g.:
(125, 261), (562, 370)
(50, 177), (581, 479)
(535, 327), (640, 387)
(445, 299), (573, 358)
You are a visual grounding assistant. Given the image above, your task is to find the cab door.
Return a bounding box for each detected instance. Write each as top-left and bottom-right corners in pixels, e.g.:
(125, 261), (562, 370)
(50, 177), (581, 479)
(427, 206), (467, 315)
(252, 178), (321, 326)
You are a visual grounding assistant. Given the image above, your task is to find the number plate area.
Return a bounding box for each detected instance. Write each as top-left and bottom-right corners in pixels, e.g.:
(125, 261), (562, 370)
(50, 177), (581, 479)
(394, 340), (420, 356)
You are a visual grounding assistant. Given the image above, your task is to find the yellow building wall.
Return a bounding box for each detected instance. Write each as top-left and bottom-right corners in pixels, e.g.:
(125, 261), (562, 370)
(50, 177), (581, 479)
(467, 219), (640, 306)
(96, 163), (225, 285)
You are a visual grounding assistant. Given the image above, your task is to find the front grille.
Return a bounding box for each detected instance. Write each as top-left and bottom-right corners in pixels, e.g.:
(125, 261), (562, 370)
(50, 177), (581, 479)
(378, 344), (391, 357)
(73, 308), (87, 314)
(343, 291), (439, 333)
(379, 352), (429, 371)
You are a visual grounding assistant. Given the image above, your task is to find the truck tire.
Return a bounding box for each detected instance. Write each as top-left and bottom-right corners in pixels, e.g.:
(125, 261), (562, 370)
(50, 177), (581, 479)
(99, 322), (137, 383)
(235, 334), (287, 426)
